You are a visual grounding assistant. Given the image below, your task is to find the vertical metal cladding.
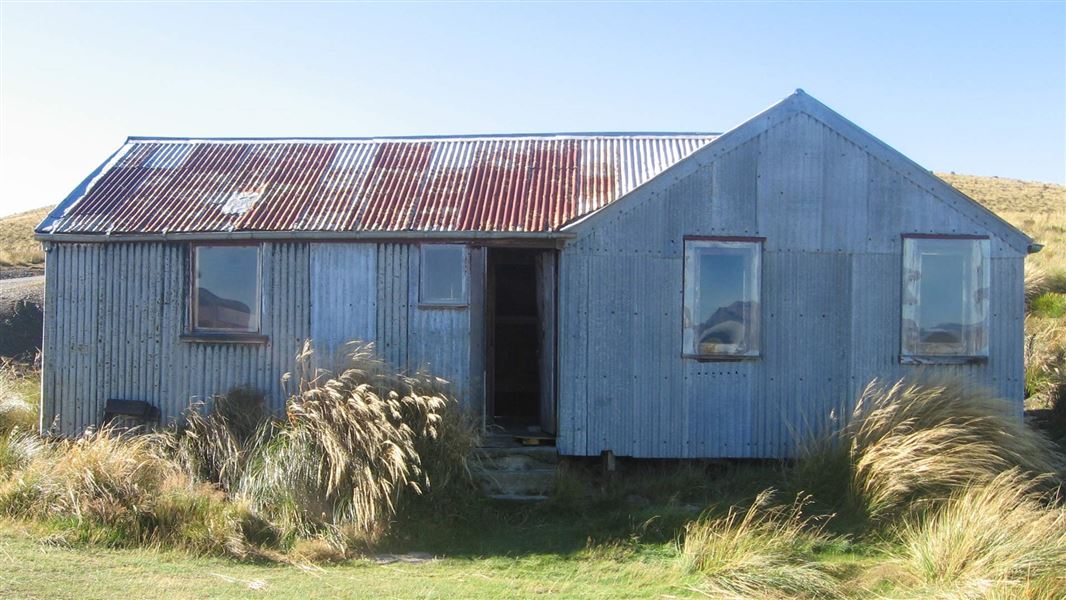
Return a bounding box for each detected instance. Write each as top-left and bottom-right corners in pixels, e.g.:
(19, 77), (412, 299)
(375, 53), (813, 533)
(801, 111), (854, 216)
(306, 241), (477, 408)
(31, 238), (483, 434)
(41, 135), (717, 235)
(557, 113), (1030, 459)
(309, 243), (378, 369)
(41, 241), (311, 435)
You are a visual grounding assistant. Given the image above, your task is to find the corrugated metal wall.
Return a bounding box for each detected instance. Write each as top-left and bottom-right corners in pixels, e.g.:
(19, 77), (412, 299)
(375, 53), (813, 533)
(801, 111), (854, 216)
(557, 112), (1027, 458)
(42, 241), (479, 434)
(42, 242), (311, 433)
(310, 243), (377, 369)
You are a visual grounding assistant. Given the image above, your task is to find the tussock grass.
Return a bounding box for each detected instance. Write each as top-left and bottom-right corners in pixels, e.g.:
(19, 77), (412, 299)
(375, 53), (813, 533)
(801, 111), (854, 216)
(237, 341), (474, 551)
(163, 387), (274, 494)
(0, 341), (474, 560)
(794, 378), (1063, 523)
(681, 490), (841, 599)
(891, 469), (1066, 599)
(0, 426), (259, 557)
(0, 429), (46, 475)
(0, 359), (38, 433)
(1025, 315), (1066, 413)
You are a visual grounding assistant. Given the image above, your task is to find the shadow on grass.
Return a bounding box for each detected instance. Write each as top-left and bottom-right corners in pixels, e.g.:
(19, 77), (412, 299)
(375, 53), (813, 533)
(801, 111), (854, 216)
(382, 459), (799, 559)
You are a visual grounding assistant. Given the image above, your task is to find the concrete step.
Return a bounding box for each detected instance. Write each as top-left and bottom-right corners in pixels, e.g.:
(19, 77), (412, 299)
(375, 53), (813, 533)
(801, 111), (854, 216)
(472, 467), (556, 497)
(473, 447), (558, 472)
(479, 433), (556, 449)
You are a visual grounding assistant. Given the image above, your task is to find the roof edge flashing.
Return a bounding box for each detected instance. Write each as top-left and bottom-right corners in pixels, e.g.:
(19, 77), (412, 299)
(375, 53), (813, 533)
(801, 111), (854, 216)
(34, 230), (578, 244)
(36, 141), (133, 234)
(123, 131), (722, 145)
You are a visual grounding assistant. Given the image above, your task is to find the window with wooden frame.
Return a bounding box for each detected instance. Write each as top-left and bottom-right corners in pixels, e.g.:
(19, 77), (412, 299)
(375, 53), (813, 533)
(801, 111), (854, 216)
(683, 237), (762, 359)
(419, 244), (468, 306)
(190, 244), (262, 333)
(901, 235), (990, 362)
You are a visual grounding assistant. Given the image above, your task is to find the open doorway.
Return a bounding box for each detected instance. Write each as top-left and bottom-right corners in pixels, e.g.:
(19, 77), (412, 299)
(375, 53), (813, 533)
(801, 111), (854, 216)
(486, 248), (556, 437)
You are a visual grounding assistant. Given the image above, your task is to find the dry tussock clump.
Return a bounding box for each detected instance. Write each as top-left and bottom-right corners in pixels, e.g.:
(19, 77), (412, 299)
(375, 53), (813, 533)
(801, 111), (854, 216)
(237, 341), (474, 550)
(681, 490), (840, 599)
(0, 360), (38, 433)
(892, 469), (1066, 599)
(0, 426), (179, 519)
(0, 341), (474, 559)
(163, 387), (275, 494)
(1025, 314), (1066, 409)
(847, 379), (1062, 519)
(0, 426), (258, 557)
(0, 429), (46, 475)
(796, 377), (1063, 522)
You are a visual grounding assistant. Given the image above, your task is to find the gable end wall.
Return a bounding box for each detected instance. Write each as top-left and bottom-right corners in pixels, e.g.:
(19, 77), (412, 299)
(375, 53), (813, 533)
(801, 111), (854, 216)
(555, 111), (1025, 458)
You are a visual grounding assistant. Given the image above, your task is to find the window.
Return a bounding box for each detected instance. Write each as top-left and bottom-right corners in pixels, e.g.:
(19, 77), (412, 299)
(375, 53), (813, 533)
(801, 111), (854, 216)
(191, 245), (261, 332)
(683, 238), (762, 358)
(901, 236), (990, 359)
(420, 244), (468, 306)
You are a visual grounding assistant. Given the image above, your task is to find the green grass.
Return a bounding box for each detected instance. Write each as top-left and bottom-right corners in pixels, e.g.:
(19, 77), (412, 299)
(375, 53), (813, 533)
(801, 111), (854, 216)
(0, 207), (51, 268)
(1032, 293), (1066, 319)
(0, 521), (698, 599)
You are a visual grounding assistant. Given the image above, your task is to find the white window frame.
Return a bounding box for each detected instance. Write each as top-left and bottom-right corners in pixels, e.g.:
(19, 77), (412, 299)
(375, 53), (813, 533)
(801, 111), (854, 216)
(190, 244), (263, 334)
(682, 237), (763, 359)
(901, 235), (990, 362)
(419, 244), (469, 307)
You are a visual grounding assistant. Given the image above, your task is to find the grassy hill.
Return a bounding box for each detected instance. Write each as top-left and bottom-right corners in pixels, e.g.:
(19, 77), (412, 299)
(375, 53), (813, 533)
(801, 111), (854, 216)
(0, 206), (53, 268)
(938, 173), (1065, 278)
(937, 172), (1065, 216)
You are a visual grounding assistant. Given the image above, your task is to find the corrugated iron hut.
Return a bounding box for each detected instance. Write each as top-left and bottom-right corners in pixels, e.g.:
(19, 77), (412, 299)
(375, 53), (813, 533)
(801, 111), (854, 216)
(35, 90), (1037, 458)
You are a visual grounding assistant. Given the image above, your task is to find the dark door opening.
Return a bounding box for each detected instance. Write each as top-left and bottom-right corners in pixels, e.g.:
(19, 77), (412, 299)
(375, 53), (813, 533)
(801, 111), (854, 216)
(486, 248), (555, 435)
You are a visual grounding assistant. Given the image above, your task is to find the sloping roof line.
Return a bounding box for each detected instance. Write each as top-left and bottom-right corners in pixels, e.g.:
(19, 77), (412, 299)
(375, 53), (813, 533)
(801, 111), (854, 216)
(37, 133), (718, 236)
(563, 90), (1035, 254)
(126, 131), (720, 142)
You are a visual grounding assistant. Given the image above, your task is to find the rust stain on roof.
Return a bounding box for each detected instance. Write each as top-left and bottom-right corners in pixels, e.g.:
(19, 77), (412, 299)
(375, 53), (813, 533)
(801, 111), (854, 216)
(42, 134), (717, 235)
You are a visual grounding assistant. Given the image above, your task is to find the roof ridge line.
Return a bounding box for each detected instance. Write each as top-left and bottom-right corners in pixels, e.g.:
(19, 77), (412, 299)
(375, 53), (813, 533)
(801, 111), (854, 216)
(124, 132), (722, 144)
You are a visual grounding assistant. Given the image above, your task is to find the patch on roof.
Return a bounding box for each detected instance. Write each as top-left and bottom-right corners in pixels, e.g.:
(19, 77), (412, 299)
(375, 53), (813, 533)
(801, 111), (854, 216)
(218, 190), (261, 216)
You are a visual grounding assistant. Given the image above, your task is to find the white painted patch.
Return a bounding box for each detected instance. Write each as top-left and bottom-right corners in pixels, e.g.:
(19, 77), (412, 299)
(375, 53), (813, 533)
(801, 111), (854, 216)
(219, 190), (261, 215)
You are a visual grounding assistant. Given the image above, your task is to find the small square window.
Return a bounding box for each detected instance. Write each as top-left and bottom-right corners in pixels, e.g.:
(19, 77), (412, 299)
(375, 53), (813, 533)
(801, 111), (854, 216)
(683, 238), (762, 358)
(901, 236), (990, 359)
(420, 244), (468, 306)
(191, 245), (261, 332)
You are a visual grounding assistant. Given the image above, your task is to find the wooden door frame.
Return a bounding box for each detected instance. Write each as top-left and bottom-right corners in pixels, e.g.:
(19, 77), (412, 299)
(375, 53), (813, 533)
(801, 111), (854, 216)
(481, 247), (558, 434)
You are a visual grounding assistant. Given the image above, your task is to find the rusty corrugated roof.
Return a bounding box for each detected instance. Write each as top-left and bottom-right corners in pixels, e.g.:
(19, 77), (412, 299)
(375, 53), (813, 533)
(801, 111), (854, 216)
(39, 133), (717, 235)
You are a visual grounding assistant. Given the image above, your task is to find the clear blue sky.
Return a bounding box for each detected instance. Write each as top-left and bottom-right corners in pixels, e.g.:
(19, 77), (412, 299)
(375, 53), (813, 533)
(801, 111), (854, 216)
(1, 2), (1063, 217)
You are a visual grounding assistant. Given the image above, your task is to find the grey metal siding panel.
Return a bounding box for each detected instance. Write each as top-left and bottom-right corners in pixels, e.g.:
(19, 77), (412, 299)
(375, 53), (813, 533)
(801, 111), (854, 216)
(310, 243), (377, 370)
(40, 246), (58, 431)
(467, 246), (486, 423)
(375, 243), (410, 369)
(42, 241), (311, 435)
(556, 251), (589, 456)
(756, 114), (824, 251)
(555, 112), (1027, 458)
(405, 244), (472, 409)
